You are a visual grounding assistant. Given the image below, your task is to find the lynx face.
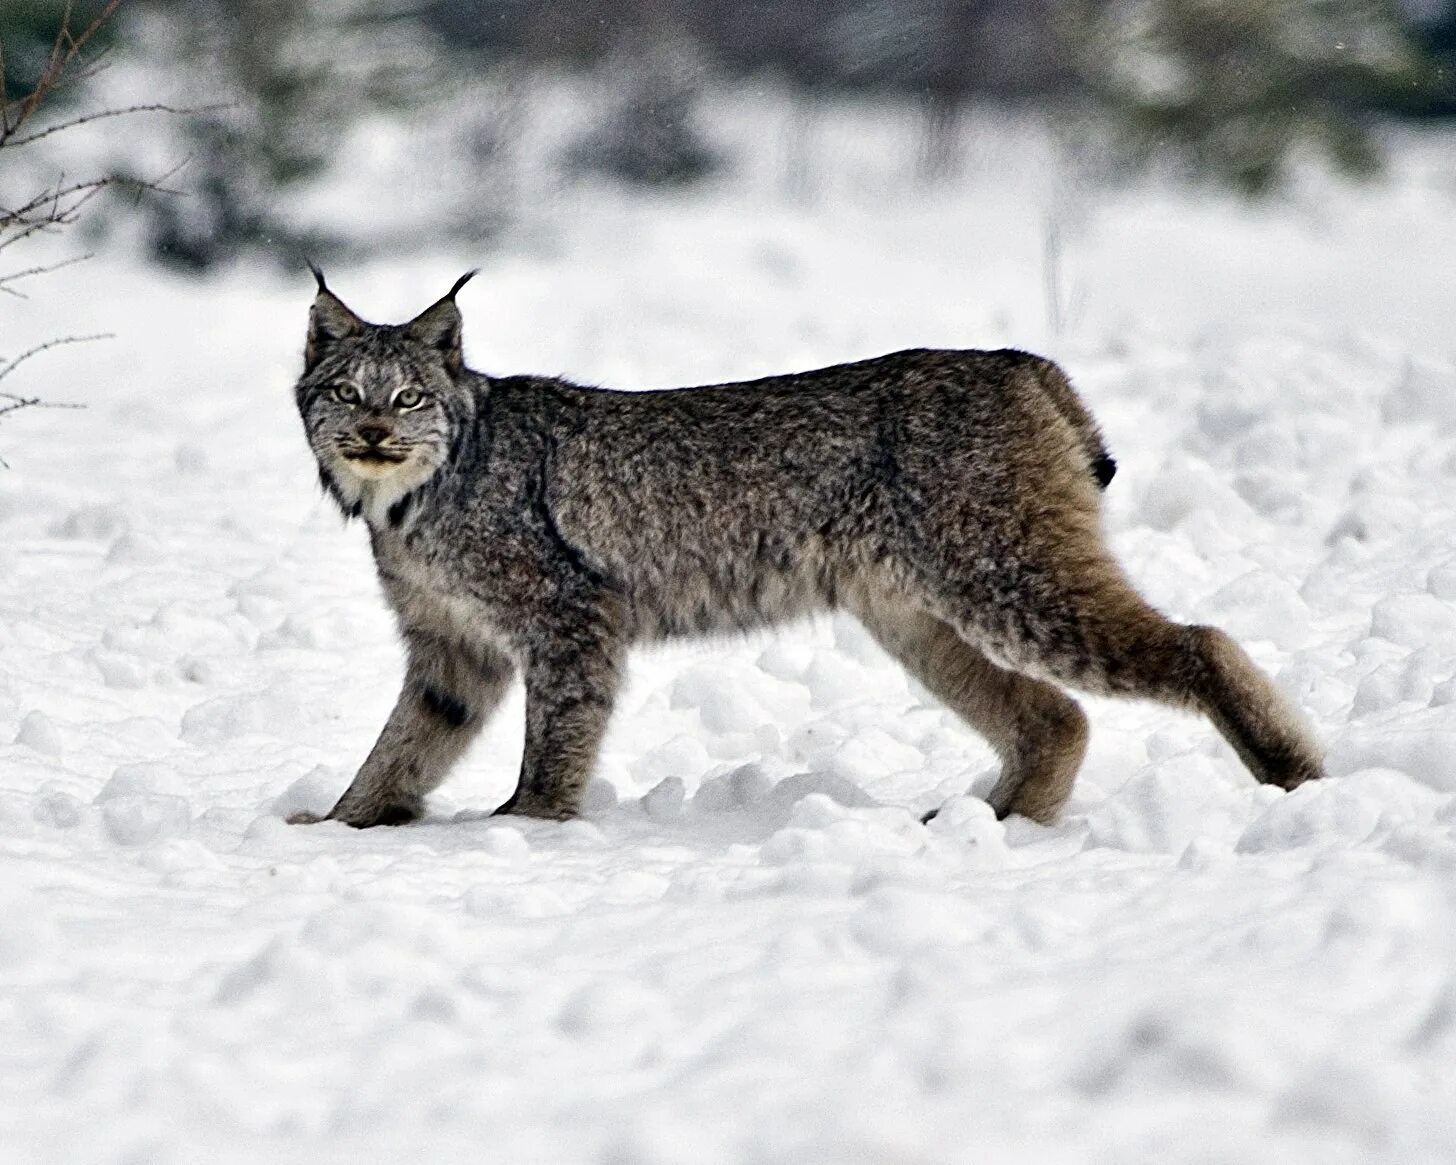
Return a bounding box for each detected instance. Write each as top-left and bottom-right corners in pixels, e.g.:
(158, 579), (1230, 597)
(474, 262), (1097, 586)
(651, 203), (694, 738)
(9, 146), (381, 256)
(300, 343), (457, 489)
(295, 270), (476, 523)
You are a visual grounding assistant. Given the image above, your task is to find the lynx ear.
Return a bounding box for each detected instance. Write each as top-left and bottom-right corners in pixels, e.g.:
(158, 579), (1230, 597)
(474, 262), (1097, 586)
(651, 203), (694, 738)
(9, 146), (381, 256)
(304, 263), (366, 373)
(402, 270), (478, 376)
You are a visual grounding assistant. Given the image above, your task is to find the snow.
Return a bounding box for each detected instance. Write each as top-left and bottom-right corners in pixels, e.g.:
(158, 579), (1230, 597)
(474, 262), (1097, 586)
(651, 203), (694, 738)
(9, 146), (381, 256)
(3, 111), (1456, 1162)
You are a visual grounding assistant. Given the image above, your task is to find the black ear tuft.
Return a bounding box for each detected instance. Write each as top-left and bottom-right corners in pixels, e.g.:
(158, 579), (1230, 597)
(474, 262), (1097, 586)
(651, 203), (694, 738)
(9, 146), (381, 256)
(402, 273), (476, 376)
(307, 259), (329, 294)
(304, 269), (366, 374)
(447, 269), (479, 300)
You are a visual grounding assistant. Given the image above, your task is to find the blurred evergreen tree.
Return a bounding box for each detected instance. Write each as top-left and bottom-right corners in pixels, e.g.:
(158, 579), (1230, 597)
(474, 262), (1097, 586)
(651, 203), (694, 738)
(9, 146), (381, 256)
(1068, 0), (1439, 193)
(563, 33), (723, 186)
(1401, 0), (1456, 115)
(127, 0), (441, 271)
(77, 0), (1454, 272)
(413, 0), (1448, 194)
(424, 1), (725, 188)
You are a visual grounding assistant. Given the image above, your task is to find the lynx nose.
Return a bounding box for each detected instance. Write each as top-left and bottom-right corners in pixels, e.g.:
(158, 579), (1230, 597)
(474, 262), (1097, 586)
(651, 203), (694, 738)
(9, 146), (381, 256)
(357, 424), (390, 446)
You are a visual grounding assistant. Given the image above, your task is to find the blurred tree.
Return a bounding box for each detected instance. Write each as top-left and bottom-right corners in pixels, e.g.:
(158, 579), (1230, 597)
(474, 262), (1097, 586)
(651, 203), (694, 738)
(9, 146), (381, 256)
(422, 1), (724, 188)
(127, 0), (442, 271)
(412, 0), (1448, 194)
(563, 33), (723, 186)
(1068, 0), (1439, 193)
(1400, 0), (1456, 114)
(77, 0), (1454, 272)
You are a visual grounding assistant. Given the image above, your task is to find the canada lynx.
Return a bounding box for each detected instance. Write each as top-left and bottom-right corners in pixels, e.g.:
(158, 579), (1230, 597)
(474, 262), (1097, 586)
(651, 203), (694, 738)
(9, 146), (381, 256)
(288, 271), (1323, 829)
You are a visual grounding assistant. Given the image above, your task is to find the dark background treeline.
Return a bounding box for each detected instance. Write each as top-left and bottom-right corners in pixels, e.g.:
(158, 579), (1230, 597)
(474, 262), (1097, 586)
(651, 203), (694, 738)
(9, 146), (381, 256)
(3, 0), (1453, 270)
(418, 0), (1455, 110)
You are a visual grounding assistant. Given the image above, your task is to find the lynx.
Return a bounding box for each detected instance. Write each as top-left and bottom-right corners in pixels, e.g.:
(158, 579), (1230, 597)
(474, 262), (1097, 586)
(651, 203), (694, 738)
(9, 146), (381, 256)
(288, 271), (1323, 829)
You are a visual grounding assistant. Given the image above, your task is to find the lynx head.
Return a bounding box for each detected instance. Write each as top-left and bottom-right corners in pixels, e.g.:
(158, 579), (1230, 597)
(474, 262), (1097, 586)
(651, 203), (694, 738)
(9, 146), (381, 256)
(295, 267), (479, 524)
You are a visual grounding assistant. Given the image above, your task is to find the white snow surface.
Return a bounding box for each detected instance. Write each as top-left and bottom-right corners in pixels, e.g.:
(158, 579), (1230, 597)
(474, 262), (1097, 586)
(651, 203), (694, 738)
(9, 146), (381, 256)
(4, 123), (1456, 1163)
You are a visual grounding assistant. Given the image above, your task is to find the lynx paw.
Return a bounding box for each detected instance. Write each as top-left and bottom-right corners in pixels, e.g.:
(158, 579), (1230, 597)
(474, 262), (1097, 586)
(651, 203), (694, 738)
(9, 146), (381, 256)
(1268, 751), (1326, 792)
(492, 792), (577, 821)
(286, 803), (422, 828)
(303, 793), (425, 829)
(339, 802), (423, 828)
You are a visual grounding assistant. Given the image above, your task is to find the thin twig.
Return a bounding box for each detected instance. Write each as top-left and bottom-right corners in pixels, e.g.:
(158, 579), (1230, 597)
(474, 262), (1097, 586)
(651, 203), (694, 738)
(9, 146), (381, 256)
(0, 334), (112, 387)
(0, 392), (85, 467)
(7, 102), (195, 149)
(0, 393), (84, 415)
(0, 172), (167, 254)
(0, 177), (110, 248)
(0, 253), (91, 297)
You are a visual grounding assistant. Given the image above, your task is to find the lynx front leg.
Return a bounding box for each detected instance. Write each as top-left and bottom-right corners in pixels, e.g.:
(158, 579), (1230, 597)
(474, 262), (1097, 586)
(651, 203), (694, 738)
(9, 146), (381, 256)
(289, 633), (513, 828)
(494, 630), (623, 821)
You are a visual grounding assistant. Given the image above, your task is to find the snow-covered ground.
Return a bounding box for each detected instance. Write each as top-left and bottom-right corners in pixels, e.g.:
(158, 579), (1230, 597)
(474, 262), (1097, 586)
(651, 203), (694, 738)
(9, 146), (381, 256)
(4, 111), (1456, 1162)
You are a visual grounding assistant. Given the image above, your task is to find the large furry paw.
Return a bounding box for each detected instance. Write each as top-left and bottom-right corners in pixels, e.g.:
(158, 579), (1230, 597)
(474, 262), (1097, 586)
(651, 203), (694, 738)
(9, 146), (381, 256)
(299, 795), (425, 829)
(1267, 749), (1326, 792)
(338, 801), (423, 828)
(492, 791), (578, 821)
(921, 796), (1060, 827)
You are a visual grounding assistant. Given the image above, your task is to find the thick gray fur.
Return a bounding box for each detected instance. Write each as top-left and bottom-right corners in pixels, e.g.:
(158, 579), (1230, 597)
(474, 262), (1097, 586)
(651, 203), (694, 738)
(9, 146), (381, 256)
(288, 275), (1324, 829)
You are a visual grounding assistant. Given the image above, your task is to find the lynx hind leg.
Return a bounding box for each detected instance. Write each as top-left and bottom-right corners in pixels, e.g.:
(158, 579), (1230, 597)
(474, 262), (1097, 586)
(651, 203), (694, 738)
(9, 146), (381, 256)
(930, 555), (1324, 801)
(857, 602), (1089, 824)
(1181, 624), (1324, 790)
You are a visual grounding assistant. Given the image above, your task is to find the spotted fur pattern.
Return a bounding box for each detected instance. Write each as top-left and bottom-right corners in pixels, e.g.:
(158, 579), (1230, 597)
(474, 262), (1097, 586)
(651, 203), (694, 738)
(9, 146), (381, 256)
(288, 275), (1324, 829)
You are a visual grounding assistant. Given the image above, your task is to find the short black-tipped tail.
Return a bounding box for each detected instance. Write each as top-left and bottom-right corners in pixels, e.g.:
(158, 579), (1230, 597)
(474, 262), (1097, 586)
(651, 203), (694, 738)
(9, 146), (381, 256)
(1024, 354), (1117, 492)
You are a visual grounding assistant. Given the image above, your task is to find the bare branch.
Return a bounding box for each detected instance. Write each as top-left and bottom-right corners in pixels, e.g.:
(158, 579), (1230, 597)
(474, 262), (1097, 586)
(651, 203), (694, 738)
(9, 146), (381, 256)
(0, 391), (84, 467)
(0, 174), (114, 249)
(0, 334), (111, 388)
(1, 1), (126, 147)
(0, 392), (84, 417)
(0, 0), (190, 262)
(7, 101), (198, 150)
(0, 1), (159, 466)
(0, 253), (92, 297)
(0, 166), (181, 256)
(0, 383), (87, 469)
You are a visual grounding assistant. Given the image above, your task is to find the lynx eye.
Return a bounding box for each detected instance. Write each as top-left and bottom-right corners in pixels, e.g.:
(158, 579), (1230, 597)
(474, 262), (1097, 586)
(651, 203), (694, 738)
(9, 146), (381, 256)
(331, 384), (362, 406)
(393, 387), (426, 411)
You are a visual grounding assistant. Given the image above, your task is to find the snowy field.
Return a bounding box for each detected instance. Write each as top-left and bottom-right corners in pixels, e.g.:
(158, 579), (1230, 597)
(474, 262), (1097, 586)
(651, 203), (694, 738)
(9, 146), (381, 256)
(4, 111), (1456, 1162)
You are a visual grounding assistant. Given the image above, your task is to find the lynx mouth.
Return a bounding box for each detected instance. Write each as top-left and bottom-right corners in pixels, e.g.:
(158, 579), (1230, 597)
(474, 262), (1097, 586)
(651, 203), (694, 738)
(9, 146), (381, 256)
(342, 450), (408, 466)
